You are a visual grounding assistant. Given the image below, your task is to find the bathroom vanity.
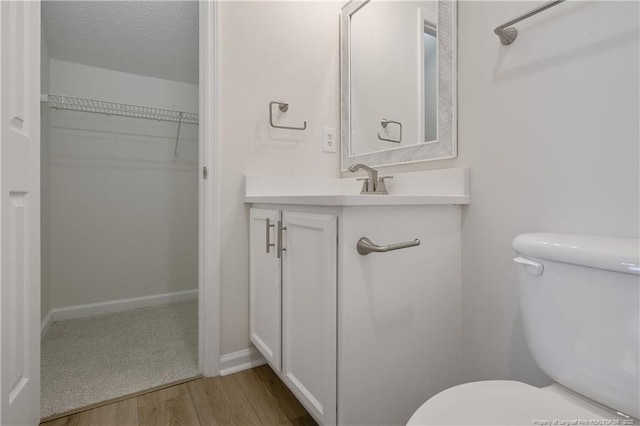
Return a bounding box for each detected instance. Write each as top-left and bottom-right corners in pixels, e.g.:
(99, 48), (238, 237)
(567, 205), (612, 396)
(246, 0), (463, 419)
(245, 168), (469, 425)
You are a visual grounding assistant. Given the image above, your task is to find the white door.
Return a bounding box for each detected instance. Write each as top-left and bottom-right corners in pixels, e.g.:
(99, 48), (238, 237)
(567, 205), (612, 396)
(281, 211), (337, 425)
(249, 208), (282, 372)
(0, 1), (41, 425)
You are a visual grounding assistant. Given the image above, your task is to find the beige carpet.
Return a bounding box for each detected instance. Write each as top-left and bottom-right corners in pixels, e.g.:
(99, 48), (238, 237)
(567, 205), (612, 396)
(41, 300), (198, 418)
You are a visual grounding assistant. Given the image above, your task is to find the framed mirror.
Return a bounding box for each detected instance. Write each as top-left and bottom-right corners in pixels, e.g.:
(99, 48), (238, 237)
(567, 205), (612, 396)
(341, 0), (457, 170)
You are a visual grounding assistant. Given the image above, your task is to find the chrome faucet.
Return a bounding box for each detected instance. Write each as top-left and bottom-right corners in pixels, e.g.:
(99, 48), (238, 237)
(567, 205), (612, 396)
(348, 163), (392, 195)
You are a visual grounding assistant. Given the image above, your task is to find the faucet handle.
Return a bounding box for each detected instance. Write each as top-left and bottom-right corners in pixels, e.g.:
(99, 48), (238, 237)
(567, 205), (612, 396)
(376, 176), (393, 195)
(356, 177), (370, 194)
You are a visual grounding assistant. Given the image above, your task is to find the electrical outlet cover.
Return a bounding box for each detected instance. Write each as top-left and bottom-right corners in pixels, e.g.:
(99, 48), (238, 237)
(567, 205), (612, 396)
(322, 127), (337, 153)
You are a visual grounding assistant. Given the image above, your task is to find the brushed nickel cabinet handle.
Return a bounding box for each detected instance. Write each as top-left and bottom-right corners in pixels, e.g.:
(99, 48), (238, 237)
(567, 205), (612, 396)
(277, 220), (287, 259)
(266, 218), (275, 254)
(357, 237), (420, 255)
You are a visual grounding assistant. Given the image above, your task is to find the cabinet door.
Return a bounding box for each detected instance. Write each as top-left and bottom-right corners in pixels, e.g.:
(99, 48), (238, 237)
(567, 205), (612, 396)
(249, 208), (282, 371)
(281, 211), (337, 425)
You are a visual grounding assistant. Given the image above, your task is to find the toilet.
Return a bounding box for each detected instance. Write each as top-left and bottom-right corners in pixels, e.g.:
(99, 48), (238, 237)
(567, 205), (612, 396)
(408, 233), (640, 425)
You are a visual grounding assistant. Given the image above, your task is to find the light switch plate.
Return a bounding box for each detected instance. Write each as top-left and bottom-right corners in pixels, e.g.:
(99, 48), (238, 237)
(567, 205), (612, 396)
(322, 127), (337, 153)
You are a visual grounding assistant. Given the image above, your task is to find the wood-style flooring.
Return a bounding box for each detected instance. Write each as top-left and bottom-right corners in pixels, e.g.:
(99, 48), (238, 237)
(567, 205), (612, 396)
(41, 365), (317, 426)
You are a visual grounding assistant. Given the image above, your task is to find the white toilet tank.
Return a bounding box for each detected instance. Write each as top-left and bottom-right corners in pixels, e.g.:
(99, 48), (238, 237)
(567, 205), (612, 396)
(513, 233), (639, 419)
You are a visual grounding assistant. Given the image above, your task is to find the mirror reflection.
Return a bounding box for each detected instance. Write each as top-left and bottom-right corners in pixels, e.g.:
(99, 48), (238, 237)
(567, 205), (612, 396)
(349, 1), (438, 156)
(423, 22), (437, 143)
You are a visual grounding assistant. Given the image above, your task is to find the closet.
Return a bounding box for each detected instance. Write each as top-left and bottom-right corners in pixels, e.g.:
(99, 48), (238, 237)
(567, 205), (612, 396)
(39, 1), (200, 419)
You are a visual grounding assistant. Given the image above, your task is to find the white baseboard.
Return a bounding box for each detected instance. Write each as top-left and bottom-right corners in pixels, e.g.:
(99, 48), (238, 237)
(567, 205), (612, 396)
(41, 309), (53, 338)
(51, 289), (198, 322)
(219, 347), (266, 376)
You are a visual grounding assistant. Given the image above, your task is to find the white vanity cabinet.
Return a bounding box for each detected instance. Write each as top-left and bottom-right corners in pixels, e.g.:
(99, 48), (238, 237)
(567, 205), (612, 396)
(246, 168), (469, 426)
(249, 207), (338, 425)
(250, 203), (461, 426)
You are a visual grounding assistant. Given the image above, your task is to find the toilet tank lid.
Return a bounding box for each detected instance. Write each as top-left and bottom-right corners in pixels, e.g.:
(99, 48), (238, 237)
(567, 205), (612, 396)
(513, 233), (640, 275)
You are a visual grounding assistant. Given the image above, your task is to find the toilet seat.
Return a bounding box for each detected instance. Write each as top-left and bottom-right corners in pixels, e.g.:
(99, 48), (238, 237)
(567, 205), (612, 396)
(407, 381), (628, 425)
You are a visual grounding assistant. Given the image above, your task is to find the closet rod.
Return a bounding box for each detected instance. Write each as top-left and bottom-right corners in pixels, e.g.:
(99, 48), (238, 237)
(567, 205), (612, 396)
(41, 93), (199, 125)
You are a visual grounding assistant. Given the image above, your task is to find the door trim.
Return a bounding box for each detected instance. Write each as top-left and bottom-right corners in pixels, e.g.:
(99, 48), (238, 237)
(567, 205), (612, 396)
(198, 0), (220, 376)
(33, 1), (221, 404)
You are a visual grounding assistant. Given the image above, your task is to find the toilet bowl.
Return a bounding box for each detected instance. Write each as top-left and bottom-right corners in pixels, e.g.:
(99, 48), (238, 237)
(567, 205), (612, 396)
(408, 381), (630, 425)
(408, 233), (640, 425)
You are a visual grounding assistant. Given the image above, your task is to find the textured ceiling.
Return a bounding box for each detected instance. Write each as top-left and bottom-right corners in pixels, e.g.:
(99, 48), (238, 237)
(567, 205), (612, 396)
(42, 1), (199, 84)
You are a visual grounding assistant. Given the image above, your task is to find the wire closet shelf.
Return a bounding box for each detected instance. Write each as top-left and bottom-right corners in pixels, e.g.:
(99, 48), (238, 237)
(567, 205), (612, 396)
(44, 94), (199, 125)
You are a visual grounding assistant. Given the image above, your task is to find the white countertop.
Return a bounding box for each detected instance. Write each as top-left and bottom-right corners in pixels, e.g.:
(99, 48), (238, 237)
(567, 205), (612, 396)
(244, 168), (470, 207)
(245, 194), (470, 206)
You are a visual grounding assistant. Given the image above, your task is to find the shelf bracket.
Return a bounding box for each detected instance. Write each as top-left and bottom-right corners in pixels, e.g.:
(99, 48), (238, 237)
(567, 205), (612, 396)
(174, 112), (183, 161)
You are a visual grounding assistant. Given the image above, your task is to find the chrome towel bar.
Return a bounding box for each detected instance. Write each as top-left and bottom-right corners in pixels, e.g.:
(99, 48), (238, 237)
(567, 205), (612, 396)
(269, 101), (307, 131)
(357, 237), (420, 255)
(494, 0), (565, 45)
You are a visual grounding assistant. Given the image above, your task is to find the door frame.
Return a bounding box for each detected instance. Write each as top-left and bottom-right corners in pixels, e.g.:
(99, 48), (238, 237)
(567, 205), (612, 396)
(34, 1), (221, 378)
(198, 0), (220, 376)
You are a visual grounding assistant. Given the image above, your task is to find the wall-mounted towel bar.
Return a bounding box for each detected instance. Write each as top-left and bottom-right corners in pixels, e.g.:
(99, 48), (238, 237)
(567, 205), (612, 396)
(377, 118), (402, 143)
(494, 0), (565, 45)
(269, 101), (307, 131)
(357, 237), (420, 255)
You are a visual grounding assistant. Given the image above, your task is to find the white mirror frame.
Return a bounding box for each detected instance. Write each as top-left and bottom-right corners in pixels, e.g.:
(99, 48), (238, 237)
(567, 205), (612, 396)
(341, 0), (457, 170)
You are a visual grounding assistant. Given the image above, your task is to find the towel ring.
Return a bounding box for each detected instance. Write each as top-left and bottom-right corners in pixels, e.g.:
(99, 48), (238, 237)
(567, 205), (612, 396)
(269, 101), (307, 131)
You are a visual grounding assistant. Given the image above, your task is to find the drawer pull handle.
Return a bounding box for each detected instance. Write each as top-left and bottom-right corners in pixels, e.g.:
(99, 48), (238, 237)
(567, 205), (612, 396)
(357, 237), (420, 255)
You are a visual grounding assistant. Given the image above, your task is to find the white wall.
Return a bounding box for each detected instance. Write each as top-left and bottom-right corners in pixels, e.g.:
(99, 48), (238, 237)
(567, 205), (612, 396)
(218, 1), (341, 355)
(49, 59), (198, 113)
(46, 59), (199, 308)
(41, 28), (52, 321)
(377, 1), (639, 385)
(458, 0), (639, 385)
